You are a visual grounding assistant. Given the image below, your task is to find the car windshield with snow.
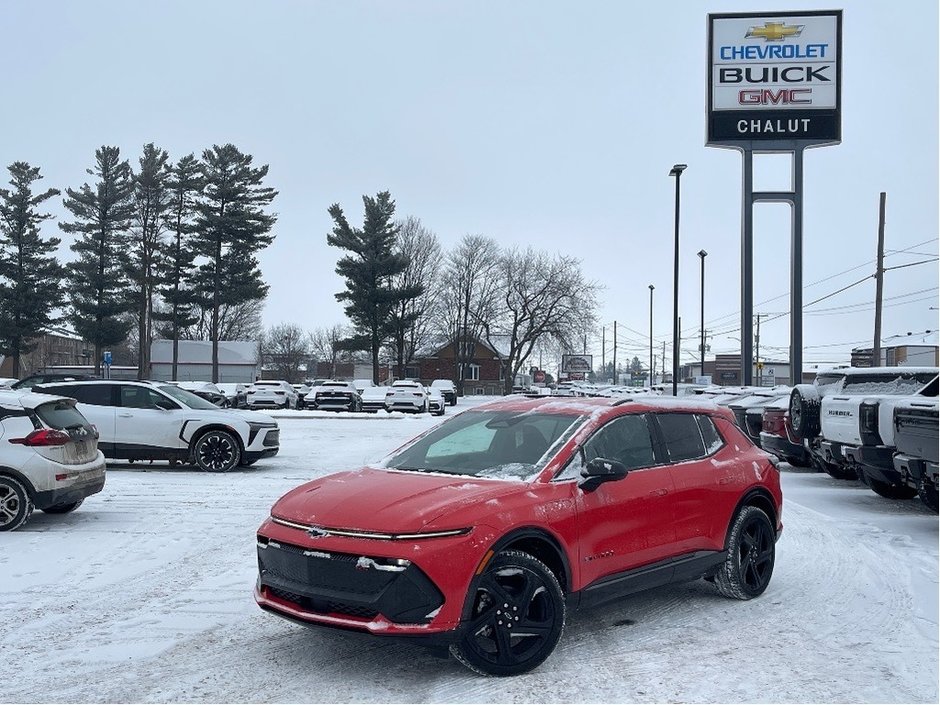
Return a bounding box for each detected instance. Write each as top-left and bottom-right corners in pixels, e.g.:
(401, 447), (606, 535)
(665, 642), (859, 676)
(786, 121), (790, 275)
(255, 395), (782, 676)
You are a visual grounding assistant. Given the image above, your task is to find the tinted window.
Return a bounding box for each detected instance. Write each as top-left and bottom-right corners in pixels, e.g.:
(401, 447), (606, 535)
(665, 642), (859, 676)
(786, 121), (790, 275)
(119, 385), (170, 410)
(35, 400), (91, 430)
(583, 414), (655, 470)
(40, 384), (113, 406)
(657, 413), (706, 463)
(696, 414), (723, 454)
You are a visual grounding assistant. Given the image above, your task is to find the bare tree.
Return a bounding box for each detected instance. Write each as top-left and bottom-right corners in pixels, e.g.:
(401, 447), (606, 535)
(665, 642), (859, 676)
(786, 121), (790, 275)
(438, 235), (502, 395)
(388, 216), (440, 375)
(479, 248), (600, 394)
(176, 300), (264, 342)
(309, 324), (352, 379)
(262, 323), (308, 383)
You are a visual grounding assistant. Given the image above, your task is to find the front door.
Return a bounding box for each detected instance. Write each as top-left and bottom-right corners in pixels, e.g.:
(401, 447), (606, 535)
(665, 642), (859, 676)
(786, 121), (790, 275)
(574, 413), (676, 589)
(114, 385), (185, 458)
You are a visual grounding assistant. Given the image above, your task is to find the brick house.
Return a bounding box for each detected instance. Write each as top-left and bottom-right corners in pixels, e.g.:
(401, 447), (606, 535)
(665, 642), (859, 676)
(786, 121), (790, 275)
(406, 337), (508, 395)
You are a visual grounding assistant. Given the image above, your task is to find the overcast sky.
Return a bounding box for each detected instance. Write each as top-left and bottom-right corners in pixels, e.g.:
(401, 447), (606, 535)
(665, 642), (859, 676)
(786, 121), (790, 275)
(3, 0), (937, 373)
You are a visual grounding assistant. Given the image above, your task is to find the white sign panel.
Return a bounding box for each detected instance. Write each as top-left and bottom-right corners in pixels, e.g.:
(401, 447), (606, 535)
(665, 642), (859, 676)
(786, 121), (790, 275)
(561, 354), (593, 373)
(707, 10), (842, 144)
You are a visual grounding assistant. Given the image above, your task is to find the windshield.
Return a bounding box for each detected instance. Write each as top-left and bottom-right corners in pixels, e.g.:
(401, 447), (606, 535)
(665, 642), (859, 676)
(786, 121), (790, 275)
(157, 384), (222, 410)
(383, 409), (584, 481)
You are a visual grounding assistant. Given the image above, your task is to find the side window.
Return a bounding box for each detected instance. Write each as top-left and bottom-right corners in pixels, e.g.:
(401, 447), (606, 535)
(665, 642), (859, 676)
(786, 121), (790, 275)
(696, 414), (724, 454)
(656, 413), (707, 463)
(119, 385), (166, 410)
(583, 414), (655, 470)
(71, 384), (114, 406)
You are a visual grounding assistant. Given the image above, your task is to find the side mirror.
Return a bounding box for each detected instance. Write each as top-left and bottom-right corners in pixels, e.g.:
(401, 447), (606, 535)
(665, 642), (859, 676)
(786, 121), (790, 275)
(579, 457), (629, 492)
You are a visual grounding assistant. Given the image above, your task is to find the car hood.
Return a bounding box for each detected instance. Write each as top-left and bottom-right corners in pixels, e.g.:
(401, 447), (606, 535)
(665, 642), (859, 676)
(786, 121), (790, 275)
(271, 467), (523, 533)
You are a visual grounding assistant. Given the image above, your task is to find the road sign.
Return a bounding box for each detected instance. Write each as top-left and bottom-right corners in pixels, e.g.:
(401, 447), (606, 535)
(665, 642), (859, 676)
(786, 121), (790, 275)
(103, 351), (112, 366)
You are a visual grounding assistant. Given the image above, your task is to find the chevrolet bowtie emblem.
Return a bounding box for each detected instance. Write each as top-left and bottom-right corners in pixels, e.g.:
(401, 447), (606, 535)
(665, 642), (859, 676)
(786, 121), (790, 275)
(308, 526), (330, 538)
(746, 21), (804, 41)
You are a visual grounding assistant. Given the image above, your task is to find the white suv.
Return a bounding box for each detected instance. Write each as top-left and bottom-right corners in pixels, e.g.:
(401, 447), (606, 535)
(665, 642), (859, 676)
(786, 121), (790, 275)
(36, 380), (280, 473)
(0, 389), (106, 531)
(385, 380), (429, 413)
(247, 380), (299, 410)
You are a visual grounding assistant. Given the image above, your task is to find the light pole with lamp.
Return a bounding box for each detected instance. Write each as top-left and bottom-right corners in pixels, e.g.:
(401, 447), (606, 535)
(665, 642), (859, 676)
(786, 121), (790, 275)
(648, 284), (655, 385)
(697, 249), (707, 381)
(669, 163), (687, 396)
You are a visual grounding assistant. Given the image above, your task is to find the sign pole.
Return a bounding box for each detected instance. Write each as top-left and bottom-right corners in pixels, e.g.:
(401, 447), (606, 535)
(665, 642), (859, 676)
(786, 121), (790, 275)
(741, 150), (754, 386)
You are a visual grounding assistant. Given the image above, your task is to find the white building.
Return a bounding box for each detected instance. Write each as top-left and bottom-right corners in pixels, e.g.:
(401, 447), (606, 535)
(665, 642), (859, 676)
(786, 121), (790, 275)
(150, 340), (259, 383)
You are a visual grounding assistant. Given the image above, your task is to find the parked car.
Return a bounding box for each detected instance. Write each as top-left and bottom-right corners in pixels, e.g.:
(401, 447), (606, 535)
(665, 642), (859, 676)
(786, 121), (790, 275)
(307, 380), (362, 412)
(361, 386), (391, 413)
(247, 381), (299, 410)
(759, 396), (812, 467)
(12, 373), (97, 391)
(0, 377), (18, 388)
(425, 386), (446, 416)
(353, 378), (375, 395)
(385, 380), (429, 413)
(0, 389), (106, 531)
(892, 398), (939, 511)
(169, 381), (229, 408)
(217, 382), (249, 409)
(35, 380), (280, 472)
(255, 395), (782, 676)
(430, 379), (457, 406)
(727, 389), (790, 444)
(786, 368), (855, 477)
(815, 368), (938, 489)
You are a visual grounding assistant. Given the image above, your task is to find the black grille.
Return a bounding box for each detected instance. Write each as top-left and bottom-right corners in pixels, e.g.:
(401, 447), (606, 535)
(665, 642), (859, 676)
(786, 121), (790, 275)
(267, 587), (380, 620)
(263, 429), (280, 447)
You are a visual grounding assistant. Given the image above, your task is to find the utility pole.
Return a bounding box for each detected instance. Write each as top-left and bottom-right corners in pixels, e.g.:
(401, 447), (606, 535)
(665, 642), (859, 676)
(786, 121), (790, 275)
(612, 321), (618, 386)
(601, 326), (606, 379)
(661, 341), (666, 387)
(873, 192), (887, 367)
(582, 333), (587, 355)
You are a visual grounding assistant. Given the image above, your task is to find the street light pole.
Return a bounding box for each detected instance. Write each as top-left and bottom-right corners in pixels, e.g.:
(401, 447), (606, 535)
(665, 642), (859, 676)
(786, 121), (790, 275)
(648, 284), (655, 386)
(669, 163), (687, 397)
(698, 249), (707, 381)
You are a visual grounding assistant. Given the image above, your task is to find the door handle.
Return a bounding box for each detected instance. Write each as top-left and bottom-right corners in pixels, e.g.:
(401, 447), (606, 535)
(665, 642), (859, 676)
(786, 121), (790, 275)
(719, 477), (734, 485)
(118, 413), (133, 418)
(650, 488), (669, 497)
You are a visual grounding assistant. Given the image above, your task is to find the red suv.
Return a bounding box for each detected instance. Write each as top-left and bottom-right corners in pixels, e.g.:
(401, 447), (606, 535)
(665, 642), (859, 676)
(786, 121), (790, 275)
(255, 396), (782, 676)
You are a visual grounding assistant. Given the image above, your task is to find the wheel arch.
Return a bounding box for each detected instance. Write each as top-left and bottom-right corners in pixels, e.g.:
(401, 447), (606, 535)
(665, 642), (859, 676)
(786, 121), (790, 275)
(487, 526), (573, 594)
(724, 488), (779, 550)
(187, 423), (245, 458)
(0, 466), (37, 499)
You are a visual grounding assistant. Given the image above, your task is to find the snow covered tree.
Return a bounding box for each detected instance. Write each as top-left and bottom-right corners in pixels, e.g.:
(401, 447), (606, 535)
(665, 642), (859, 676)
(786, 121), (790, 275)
(60, 146), (135, 375)
(192, 144), (277, 382)
(154, 154), (203, 380)
(128, 143), (171, 377)
(327, 191), (420, 384)
(0, 162), (64, 377)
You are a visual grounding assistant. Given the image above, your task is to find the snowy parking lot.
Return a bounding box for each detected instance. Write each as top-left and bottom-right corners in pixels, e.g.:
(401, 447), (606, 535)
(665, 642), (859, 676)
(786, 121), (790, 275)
(2, 399), (937, 703)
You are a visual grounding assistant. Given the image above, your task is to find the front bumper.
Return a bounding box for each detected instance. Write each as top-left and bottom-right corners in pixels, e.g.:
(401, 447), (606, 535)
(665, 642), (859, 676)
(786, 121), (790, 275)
(255, 517), (495, 636)
(894, 454), (939, 486)
(820, 440), (848, 466)
(759, 431), (806, 462)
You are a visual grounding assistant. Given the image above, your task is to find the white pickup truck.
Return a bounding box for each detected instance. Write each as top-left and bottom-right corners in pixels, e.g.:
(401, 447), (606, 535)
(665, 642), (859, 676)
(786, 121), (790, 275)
(818, 367), (938, 498)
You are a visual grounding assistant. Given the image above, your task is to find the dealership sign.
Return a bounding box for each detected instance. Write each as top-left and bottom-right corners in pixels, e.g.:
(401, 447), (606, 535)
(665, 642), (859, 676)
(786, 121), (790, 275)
(707, 10), (842, 145)
(561, 354), (593, 373)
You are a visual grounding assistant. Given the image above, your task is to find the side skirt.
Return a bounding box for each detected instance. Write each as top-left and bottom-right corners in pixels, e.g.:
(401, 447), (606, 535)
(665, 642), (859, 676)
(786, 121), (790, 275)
(571, 551), (727, 611)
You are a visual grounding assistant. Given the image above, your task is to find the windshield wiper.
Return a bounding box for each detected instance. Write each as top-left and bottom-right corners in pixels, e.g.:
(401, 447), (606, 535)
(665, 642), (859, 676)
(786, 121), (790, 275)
(393, 465), (462, 475)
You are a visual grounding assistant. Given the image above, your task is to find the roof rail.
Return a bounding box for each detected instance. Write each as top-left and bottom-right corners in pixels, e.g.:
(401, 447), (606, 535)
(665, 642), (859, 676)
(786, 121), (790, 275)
(612, 398), (634, 406)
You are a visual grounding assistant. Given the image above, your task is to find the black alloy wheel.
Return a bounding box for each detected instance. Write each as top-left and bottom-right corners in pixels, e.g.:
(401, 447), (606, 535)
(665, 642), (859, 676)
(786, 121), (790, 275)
(715, 506), (775, 600)
(194, 430), (241, 472)
(0, 475), (33, 531)
(450, 550), (565, 676)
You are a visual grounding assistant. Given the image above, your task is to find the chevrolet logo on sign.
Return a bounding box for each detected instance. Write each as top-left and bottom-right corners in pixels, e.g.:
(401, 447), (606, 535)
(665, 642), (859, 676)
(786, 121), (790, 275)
(745, 21), (804, 41)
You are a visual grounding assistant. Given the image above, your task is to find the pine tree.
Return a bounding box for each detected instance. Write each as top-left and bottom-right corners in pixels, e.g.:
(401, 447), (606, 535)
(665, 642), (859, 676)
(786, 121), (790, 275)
(327, 191), (420, 384)
(128, 143), (170, 377)
(193, 144), (277, 382)
(0, 162), (64, 377)
(60, 146), (135, 375)
(154, 153), (202, 380)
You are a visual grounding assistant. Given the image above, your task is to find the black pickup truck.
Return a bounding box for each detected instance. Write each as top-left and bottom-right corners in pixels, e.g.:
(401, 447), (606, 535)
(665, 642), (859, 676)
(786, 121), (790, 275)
(892, 398), (939, 512)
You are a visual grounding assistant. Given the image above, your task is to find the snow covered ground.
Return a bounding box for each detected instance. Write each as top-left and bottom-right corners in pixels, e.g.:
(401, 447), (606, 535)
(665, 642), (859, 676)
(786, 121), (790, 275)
(2, 397), (937, 703)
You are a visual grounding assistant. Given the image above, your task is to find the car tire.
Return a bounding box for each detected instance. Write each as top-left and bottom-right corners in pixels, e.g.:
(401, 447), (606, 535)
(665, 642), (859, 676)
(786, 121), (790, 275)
(193, 429), (241, 473)
(41, 498), (84, 514)
(867, 477), (918, 500)
(0, 475), (33, 532)
(449, 550), (565, 677)
(788, 385), (821, 439)
(715, 505), (775, 600)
